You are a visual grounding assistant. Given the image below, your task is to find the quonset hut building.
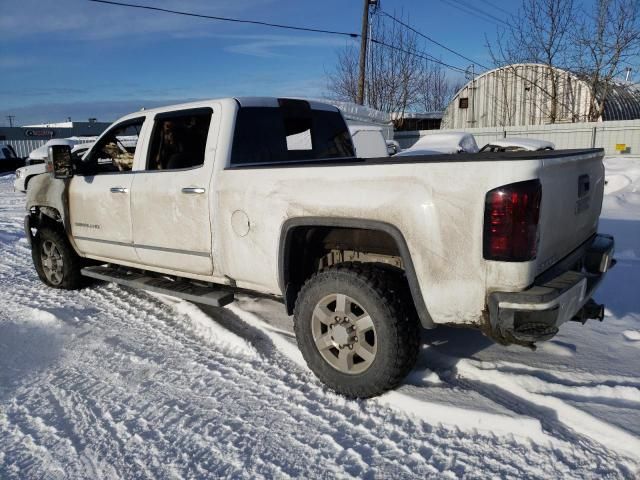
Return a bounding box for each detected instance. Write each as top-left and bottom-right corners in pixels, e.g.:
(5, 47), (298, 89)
(442, 63), (640, 129)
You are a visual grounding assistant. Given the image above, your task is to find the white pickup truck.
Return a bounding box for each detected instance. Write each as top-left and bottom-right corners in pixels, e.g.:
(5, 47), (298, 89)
(24, 97), (615, 397)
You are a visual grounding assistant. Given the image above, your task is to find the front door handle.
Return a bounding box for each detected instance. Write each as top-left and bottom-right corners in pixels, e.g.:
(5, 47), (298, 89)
(110, 187), (129, 193)
(181, 187), (206, 194)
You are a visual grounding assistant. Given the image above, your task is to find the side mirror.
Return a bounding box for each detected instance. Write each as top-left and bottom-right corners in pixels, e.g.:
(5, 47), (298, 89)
(46, 145), (74, 179)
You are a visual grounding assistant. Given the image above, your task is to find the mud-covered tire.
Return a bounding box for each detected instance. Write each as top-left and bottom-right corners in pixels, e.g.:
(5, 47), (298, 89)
(293, 263), (421, 398)
(32, 226), (84, 289)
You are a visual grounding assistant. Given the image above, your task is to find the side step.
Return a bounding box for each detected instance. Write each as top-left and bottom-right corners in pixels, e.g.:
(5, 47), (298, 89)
(81, 265), (234, 307)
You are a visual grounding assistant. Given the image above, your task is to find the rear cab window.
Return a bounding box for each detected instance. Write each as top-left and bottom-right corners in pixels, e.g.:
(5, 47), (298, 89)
(230, 99), (355, 166)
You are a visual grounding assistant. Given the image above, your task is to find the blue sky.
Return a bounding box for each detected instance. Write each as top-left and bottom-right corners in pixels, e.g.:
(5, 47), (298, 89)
(0, 0), (530, 124)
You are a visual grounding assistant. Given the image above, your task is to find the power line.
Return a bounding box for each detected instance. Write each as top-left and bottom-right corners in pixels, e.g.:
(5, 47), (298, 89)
(370, 38), (468, 74)
(438, 0), (510, 27)
(84, 0), (360, 38)
(379, 10), (489, 71)
(483, 0), (512, 16)
(448, 0), (510, 26)
(84, 1), (477, 81)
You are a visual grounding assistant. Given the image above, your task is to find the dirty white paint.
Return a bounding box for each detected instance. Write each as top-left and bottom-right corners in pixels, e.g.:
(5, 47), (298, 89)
(27, 98), (606, 328)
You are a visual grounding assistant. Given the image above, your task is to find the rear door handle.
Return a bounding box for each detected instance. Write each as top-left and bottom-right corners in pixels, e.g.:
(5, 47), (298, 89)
(110, 187), (128, 193)
(181, 187), (206, 194)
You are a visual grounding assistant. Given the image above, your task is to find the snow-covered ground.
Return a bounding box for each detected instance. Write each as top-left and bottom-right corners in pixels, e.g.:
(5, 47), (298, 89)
(1, 158), (639, 479)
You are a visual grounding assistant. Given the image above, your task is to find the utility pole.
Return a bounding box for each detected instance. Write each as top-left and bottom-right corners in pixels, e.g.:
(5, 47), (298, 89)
(470, 64), (476, 126)
(356, 0), (372, 105)
(6, 115), (15, 128)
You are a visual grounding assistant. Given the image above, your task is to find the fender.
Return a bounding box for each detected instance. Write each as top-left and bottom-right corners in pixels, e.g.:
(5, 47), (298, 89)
(25, 174), (82, 255)
(278, 217), (434, 329)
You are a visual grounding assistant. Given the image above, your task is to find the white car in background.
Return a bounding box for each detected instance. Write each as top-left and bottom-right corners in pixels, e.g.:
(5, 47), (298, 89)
(348, 125), (389, 158)
(24, 138), (82, 165)
(14, 141), (94, 192)
(480, 137), (555, 152)
(395, 132), (479, 157)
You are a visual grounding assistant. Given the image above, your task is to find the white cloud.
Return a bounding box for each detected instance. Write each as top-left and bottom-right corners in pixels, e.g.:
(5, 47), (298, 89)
(0, 0), (277, 40)
(224, 34), (350, 58)
(171, 32), (351, 58)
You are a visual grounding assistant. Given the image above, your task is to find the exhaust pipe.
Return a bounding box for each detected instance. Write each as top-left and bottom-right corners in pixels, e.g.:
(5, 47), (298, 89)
(571, 299), (605, 324)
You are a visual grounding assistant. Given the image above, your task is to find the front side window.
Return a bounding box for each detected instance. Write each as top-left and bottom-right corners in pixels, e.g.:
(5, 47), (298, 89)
(146, 108), (212, 171)
(81, 118), (144, 174)
(231, 99), (355, 166)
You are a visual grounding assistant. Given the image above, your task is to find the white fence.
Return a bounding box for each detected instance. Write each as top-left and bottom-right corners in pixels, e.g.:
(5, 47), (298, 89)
(0, 138), (96, 158)
(395, 119), (640, 157)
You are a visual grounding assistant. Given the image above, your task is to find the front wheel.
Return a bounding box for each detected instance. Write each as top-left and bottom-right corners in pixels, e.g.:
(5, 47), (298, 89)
(32, 227), (84, 289)
(293, 263), (420, 398)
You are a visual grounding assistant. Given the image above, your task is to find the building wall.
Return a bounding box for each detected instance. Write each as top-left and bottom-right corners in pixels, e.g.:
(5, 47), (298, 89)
(0, 123), (110, 140)
(395, 119), (640, 157)
(442, 64), (593, 129)
(0, 138), (96, 158)
(0, 122), (111, 157)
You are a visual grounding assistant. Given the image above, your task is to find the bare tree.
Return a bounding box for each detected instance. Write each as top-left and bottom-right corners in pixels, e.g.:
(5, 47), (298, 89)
(573, 0), (640, 121)
(328, 13), (461, 116)
(488, 0), (576, 123)
(418, 62), (463, 112)
(326, 44), (360, 104)
(363, 14), (426, 116)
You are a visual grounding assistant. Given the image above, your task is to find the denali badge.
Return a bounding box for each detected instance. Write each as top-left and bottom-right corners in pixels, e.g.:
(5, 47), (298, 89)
(74, 222), (101, 229)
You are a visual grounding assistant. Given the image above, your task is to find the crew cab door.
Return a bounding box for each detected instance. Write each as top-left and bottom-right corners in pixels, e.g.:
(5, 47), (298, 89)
(68, 117), (147, 262)
(130, 107), (214, 275)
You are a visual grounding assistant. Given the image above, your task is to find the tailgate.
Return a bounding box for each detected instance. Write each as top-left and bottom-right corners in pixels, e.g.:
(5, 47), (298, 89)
(535, 150), (605, 274)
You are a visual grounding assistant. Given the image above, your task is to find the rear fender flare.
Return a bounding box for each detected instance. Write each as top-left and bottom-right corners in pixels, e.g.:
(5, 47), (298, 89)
(278, 217), (434, 329)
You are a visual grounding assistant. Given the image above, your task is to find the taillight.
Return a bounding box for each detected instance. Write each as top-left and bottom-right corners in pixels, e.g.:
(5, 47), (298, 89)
(483, 179), (541, 261)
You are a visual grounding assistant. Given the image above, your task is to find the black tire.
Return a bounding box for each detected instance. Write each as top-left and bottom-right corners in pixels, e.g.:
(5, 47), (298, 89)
(293, 262), (420, 398)
(32, 226), (84, 289)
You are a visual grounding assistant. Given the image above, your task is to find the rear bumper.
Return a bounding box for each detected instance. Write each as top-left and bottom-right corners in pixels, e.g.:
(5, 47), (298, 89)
(487, 234), (615, 344)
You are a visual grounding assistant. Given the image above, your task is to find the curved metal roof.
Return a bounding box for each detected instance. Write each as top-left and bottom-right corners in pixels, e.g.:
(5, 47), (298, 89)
(450, 63), (640, 122)
(601, 83), (640, 120)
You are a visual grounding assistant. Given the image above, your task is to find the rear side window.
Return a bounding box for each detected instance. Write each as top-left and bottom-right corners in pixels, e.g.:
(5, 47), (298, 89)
(230, 99), (354, 166)
(147, 107), (212, 171)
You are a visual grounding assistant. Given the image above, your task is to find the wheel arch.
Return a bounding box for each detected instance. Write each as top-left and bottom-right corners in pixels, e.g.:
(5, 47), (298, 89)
(24, 175), (81, 250)
(23, 175), (34, 190)
(278, 217), (434, 328)
(25, 205), (64, 245)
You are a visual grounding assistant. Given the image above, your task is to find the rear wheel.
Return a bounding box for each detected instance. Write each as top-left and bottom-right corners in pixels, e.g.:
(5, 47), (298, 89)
(32, 227), (84, 289)
(294, 263), (420, 398)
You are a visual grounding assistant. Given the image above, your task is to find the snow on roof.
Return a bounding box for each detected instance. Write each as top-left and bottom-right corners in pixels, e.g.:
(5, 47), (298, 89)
(391, 111), (443, 120)
(325, 100), (393, 125)
(486, 137), (555, 151)
(397, 132), (479, 155)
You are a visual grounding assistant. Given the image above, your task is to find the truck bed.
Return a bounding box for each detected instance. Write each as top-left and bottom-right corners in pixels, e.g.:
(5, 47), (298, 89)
(226, 148), (603, 169)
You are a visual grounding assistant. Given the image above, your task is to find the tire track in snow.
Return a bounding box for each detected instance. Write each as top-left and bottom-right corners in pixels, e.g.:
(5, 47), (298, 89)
(0, 176), (636, 479)
(3, 272), (618, 478)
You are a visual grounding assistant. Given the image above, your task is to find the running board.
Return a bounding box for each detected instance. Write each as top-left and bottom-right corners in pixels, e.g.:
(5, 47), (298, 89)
(81, 265), (234, 307)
